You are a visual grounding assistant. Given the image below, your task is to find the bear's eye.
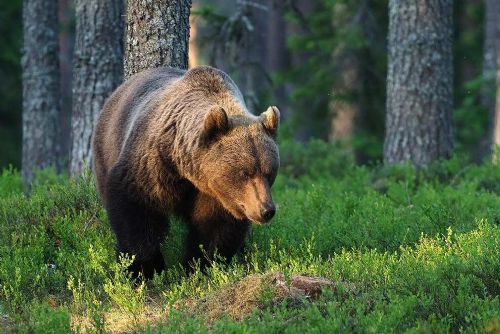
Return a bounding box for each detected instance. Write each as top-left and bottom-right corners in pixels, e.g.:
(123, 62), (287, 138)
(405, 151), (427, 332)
(240, 170), (251, 179)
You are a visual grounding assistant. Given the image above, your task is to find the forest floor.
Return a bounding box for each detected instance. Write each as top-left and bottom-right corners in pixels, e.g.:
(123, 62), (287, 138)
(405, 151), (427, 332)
(0, 141), (499, 333)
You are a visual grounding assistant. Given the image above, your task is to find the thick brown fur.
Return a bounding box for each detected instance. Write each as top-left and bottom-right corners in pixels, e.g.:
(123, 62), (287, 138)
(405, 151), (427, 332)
(92, 66), (280, 278)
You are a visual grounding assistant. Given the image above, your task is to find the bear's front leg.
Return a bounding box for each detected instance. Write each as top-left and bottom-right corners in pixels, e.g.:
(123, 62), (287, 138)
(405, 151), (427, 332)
(105, 166), (168, 279)
(184, 193), (250, 269)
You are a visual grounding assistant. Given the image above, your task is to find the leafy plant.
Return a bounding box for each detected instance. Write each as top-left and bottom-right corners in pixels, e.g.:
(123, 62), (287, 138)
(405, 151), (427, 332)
(0, 142), (499, 332)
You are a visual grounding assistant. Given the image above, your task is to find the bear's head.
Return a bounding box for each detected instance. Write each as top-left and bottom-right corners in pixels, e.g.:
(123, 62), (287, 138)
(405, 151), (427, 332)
(199, 105), (280, 224)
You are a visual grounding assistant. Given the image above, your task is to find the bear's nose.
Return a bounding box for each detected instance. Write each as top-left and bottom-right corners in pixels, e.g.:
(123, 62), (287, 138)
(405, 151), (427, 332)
(261, 203), (276, 222)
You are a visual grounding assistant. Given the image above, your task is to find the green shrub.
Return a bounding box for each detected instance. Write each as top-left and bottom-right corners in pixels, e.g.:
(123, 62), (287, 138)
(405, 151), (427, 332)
(0, 142), (499, 333)
(18, 303), (71, 334)
(0, 166), (22, 197)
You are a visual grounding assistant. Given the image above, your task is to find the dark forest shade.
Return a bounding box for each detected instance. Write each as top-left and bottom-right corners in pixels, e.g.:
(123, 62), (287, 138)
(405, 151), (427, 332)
(70, 0), (124, 176)
(21, 0), (60, 183)
(266, 1), (289, 118)
(384, 0), (454, 167)
(482, 0), (497, 115)
(492, 1), (500, 154)
(124, 0), (192, 78)
(481, 0), (497, 159)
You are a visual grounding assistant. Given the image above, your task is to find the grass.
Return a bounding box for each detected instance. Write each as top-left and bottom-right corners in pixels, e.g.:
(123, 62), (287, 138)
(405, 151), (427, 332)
(0, 140), (499, 333)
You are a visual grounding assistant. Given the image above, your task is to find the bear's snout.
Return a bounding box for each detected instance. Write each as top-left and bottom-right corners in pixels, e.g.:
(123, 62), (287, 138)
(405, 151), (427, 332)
(260, 202), (276, 223)
(241, 177), (276, 224)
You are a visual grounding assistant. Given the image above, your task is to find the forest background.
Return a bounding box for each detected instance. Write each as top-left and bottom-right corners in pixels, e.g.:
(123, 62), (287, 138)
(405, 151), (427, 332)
(0, 0), (494, 170)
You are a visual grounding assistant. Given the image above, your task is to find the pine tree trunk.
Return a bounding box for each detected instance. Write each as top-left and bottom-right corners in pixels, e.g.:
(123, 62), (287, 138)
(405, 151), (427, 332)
(482, 0), (496, 110)
(267, 0), (290, 119)
(478, 0), (497, 159)
(58, 0), (76, 171)
(384, 0), (454, 167)
(267, 1), (288, 75)
(329, 55), (359, 142)
(239, 0), (269, 111)
(70, 0), (124, 176)
(329, 2), (362, 143)
(21, 0), (60, 184)
(493, 0), (500, 157)
(287, 0), (317, 140)
(124, 0), (191, 79)
(189, 2), (199, 68)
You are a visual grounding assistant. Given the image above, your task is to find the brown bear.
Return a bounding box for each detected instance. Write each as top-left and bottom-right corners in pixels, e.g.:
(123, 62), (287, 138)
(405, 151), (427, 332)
(92, 66), (280, 278)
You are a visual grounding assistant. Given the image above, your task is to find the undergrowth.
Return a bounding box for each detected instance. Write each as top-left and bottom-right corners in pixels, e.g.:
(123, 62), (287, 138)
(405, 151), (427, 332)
(0, 140), (499, 333)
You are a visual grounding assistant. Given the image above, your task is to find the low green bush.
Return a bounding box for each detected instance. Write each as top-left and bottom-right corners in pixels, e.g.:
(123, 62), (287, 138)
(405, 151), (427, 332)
(0, 142), (498, 333)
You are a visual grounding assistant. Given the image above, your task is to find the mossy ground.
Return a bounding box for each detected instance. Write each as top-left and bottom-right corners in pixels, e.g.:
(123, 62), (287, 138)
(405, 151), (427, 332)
(0, 141), (499, 333)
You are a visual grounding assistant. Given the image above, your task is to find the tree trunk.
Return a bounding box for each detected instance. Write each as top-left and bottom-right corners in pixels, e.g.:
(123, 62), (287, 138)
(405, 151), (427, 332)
(267, 0), (290, 119)
(189, 2), (199, 68)
(384, 0), (454, 167)
(493, 0), (500, 158)
(58, 0), (76, 172)
(207, 1), (269, 111)
(287, 0), (317, 140)
(124, 0), (191, 78)
(70, 0), (124, 176)
(482, 0), (496, 113)
(21, 0), (60, 184)
(476, 0), (497, 160)
(457, 0), (483, 84)
(329, 2), (363, 143)
(235, 0), (269, 111)
(329, 55), (359, 142)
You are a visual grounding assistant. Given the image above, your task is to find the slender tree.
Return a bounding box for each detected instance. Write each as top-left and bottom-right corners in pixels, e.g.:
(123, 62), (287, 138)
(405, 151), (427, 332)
(267, 0), (290, 119)
(493, 1), (500, 157)
(70, 0), (124, 176)
(124, 0), (192, 78)
(21, 0), (60, 184)
(476, 0), (496, 160)
(384, 0), (454, 167)
(205, 1), (270, 111)
(239, 0), (269, 110)
(189, 2), (199, 67)
(329, 2), (363, 143)
(59, 0), (76, 169)
(481, 0), (496, 114)
(287, 0), (317, 139)
(481, 0), (500, 160)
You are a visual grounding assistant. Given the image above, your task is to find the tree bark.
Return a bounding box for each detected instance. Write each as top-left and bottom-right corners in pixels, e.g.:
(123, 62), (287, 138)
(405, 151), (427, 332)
(287, 0), (317, 140)
(58, 0), (76, 172)
(493, 0), (500, 158)
(267, 1), (288, 76)
(457, 0), (483, 84)
(482, 0), (496, 114)
(21, 0), (60, 184)
(70, 0), (124, 176)
(238, 0), (269, 111)
(384, 0), (454, 167)
(267, 0), (290, 119)
(207, 1), (269, 111)
(329, 2), (363, 143)
(189, 2), (199, 68)
(124, 0), (191, 78)
(329, 55), (359, 142)
(477, 0), (497, 160)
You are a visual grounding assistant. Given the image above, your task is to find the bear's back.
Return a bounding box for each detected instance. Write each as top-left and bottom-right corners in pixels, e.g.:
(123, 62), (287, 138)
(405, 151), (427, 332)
(92, 66), (247, 199)
(182, 66), (245, 104)
(92, 67), (186, 196)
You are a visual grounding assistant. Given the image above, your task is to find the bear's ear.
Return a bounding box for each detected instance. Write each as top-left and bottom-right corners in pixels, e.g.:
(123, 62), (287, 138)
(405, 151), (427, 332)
(260, 106), (280, 138)
(201, 106), (229, 144)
